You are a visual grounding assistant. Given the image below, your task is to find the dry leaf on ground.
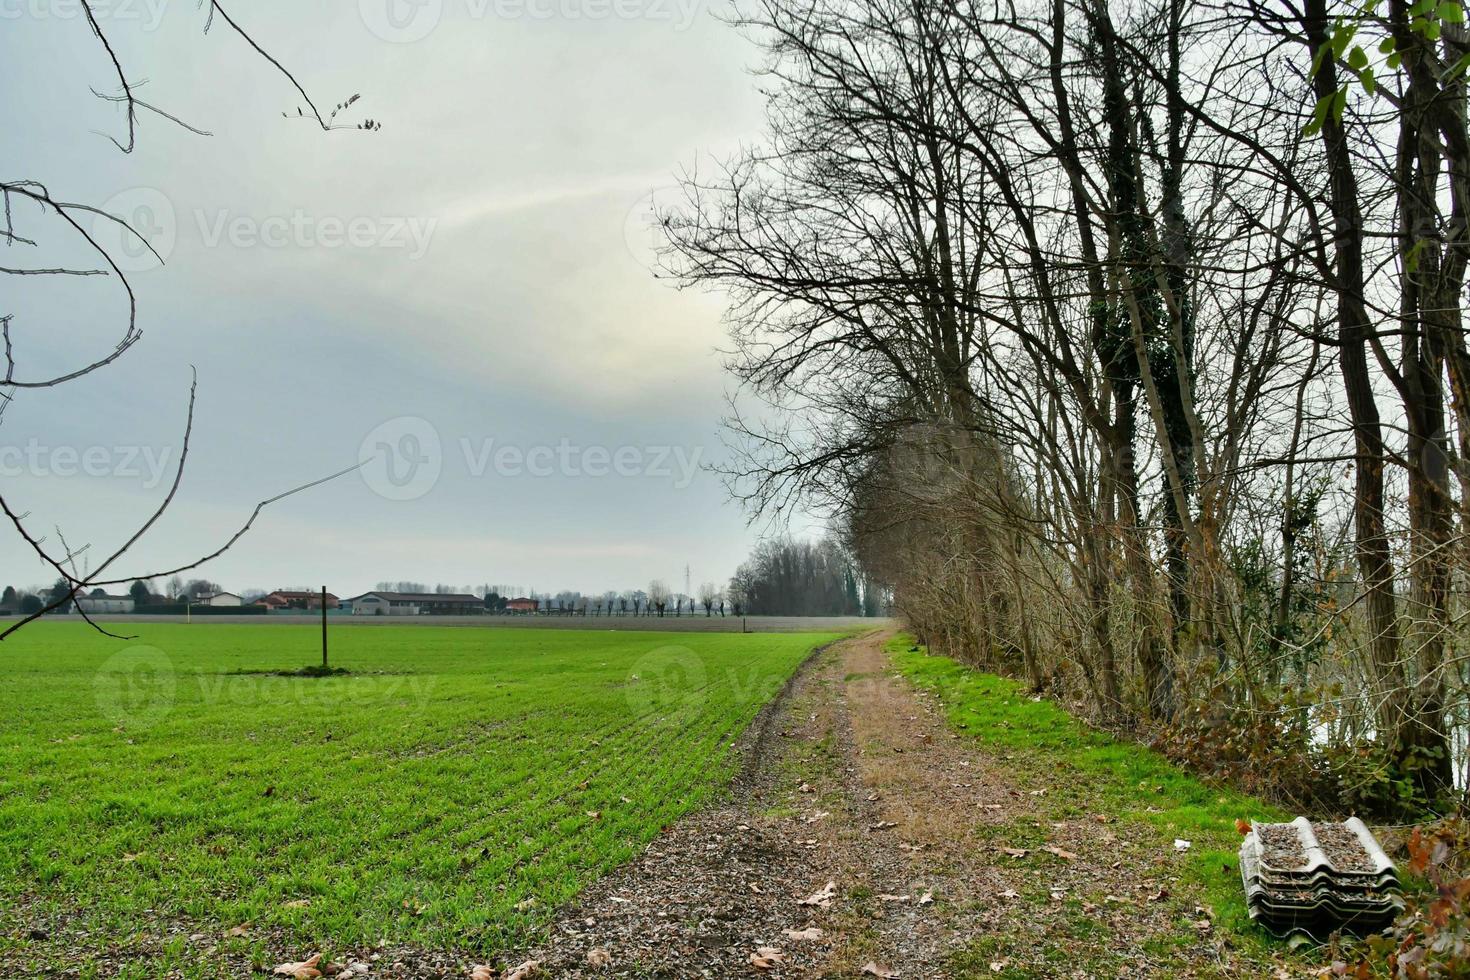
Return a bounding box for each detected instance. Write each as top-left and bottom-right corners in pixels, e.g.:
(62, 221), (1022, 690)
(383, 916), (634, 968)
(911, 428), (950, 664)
(505, 960), (540, 980)
(272, 954), (322, 979)
(783, 927), (824, 941)
(586, 948), (612, 968)
(797, 881), (838, 906)
(750, 947), (785, 970)
(861, 963), (900, 978)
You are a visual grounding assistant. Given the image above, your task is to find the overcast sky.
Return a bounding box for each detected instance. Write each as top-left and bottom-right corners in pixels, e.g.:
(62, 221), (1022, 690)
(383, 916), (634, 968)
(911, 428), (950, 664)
(2, 0), (799, 599)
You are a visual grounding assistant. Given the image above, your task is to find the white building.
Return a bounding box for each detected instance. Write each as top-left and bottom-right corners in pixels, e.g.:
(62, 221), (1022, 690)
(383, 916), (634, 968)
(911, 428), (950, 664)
(349, 592), (485, 615)
(75, 594), (135, 614)
(195, 592), (243, 607)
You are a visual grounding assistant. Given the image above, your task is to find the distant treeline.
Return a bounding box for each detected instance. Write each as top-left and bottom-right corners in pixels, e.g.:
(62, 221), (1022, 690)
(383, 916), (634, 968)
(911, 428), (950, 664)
(729, 538), (884, 617)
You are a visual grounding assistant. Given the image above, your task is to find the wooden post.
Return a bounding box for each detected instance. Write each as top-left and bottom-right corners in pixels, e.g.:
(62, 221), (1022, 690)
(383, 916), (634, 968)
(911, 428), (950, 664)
(321, 586), (329, 669)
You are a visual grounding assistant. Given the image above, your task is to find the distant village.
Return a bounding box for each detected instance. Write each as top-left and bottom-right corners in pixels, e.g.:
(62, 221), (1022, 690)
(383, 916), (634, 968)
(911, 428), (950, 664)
(0, 579), (745, 619)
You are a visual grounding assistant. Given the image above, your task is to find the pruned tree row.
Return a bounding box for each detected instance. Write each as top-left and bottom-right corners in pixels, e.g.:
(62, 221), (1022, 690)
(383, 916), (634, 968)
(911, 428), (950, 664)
(661, 0), (1470, 815)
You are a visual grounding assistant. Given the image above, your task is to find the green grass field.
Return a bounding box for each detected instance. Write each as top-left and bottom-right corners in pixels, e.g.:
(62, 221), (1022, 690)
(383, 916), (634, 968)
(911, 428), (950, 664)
(0, 622), (837, 972)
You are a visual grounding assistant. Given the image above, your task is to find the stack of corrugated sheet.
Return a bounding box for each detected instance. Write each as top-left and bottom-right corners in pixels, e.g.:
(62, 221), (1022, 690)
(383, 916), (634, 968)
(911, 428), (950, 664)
(1239, 816), (1402, 940)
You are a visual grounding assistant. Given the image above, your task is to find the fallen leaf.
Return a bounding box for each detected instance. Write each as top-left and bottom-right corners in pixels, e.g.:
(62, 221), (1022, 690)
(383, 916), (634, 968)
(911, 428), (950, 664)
(1235, 818), (1251, 836)
(998, 888), (1020, 900)
(1149, 886), (1170, 902)
(878, 893), (910, 903)
(868, 821), (898, 831)
(1043, 845), (1077, 861)
(273, 954), (322, 979)
(989, 959), (1010, 973)
(586, 810), (602, 820)
(798, 782), (814, 793)
(223, 924), (249, 938)
(798, 881), (838, 907)
(504, 961), (539, 980)
(783, 927), (823, 941)
(586, 948), (612, 968)
(998, 846), (1029, 858)
(917, 890), (934, 905)
(750, 947), (785, 970)
(861, 963), (899, 978)
(469, 967), (495, 980)
(1173, 839), (1192, 852)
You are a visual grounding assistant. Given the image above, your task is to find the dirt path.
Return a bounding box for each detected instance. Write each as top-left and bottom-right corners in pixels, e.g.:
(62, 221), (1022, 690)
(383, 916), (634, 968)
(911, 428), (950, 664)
(528, 630), (1270, 979)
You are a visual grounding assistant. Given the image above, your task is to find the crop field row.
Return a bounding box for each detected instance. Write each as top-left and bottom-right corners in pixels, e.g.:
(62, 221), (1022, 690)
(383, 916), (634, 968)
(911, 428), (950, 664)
(0, 623), (839, 974)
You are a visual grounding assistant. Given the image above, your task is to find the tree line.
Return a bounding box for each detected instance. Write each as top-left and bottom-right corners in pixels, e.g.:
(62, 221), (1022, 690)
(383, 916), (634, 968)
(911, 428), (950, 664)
(659, 0), (1470, 814)
(728, 537), (884, 617)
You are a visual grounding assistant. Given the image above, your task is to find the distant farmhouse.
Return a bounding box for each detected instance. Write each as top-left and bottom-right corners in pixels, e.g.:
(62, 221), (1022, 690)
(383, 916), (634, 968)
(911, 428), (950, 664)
(256, 590), (340, 611)
(76, 593), (135, 615)
(194, 592), (243, 607)
(350, 591), (485, 616)
(505, 597), (538, 614)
